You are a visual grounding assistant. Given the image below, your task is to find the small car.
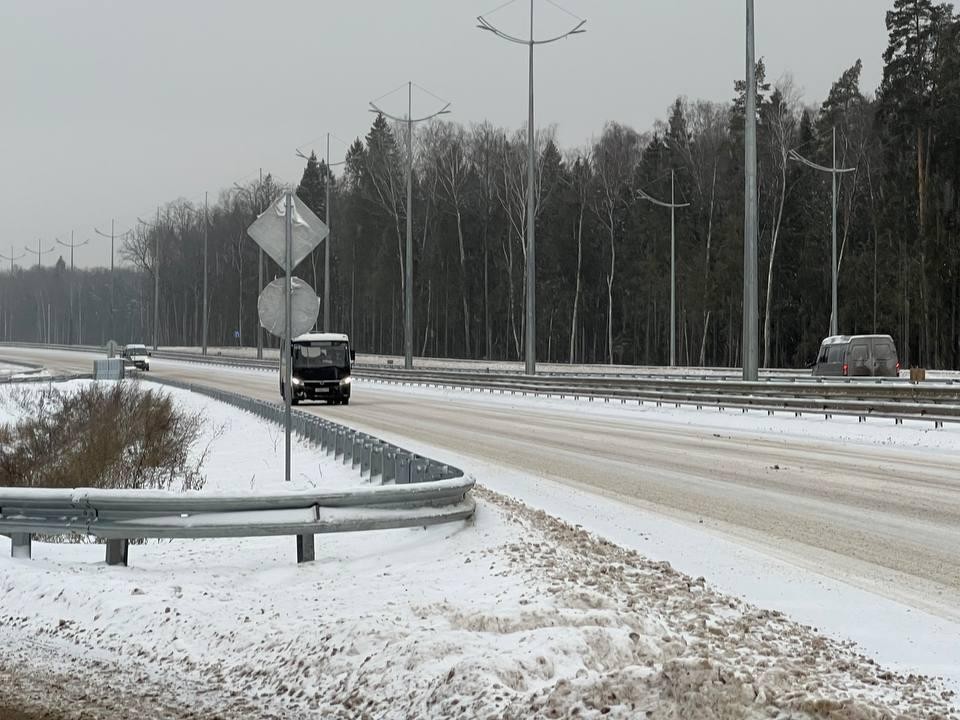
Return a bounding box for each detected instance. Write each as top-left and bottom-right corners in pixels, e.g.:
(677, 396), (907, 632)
(121, 344), (151, 371)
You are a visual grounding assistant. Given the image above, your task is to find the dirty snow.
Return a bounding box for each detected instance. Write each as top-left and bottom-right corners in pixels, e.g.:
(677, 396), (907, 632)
(1, 379), (958, 718)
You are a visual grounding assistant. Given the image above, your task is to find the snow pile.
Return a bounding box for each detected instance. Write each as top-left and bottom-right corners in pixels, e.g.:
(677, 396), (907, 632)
(2, 488), (955, 718)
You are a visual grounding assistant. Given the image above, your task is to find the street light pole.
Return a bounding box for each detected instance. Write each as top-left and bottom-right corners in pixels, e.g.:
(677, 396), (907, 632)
(296, 138), (345, 332)
(743, 0), (759, 381)
(234, 176), (266, 357)
(57, 231), (89, 345)
(789, 127), (856, 337)
(0, 247), (24, 274)
(203, 192), (209, 355)
(478, 0), (586, 375)
(95, 220), (131, 342)
(637, 170), (690, 367)
(138, 208), (162, 351)
(24, 239), (55, 268)
(369, 83), (451, 369)
(0, 247), (24, 342)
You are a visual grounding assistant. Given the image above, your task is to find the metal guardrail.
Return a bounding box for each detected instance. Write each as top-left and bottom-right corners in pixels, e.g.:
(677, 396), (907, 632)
(357, 373), (960, 428)
(0, 373), (474, 566)
(3, 342), (960, 425)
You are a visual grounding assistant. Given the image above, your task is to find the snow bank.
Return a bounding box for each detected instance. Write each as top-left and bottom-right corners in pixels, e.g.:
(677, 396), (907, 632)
(1, 488), (954, 718)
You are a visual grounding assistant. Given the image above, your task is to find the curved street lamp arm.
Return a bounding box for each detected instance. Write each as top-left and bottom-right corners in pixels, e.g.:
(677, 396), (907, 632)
(636, 186), (690, 209)
(477, 15), (585, 45)
(788, 150), (856, 174)
(57, 238), (90, 248)
(369, 102), (452, 124)
(295, 148), (346, 168)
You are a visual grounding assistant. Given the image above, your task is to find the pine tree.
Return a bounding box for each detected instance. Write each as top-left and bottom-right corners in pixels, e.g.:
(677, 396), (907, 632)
(295, 151), (326, 218)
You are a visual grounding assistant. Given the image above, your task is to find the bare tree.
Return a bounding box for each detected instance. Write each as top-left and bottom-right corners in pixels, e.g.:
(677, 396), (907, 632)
(761, 78), (800, 368)
(591, 122), (641, 364)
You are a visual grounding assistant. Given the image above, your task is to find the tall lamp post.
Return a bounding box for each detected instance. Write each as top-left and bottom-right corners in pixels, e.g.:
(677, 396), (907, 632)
(296, 135), (345, 332)
(233, 173), (265, 359)
(789, 127), (856, 337)
(0, 247), (25, 274)
(0, 248), (25, 342)
(137, 208), (162, 351)
(369, 82), (451, 369)
(478, 0), (585, 375)
(57, 231), (89, 345)
(94, 220), (132, 342)
(637, 170), (690, 367)
(742, 0), (759, 381)
(24, 239), (55, 268)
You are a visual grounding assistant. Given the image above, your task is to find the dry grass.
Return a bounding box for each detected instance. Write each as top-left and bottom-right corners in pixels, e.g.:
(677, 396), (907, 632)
(0, 382), (208, 491)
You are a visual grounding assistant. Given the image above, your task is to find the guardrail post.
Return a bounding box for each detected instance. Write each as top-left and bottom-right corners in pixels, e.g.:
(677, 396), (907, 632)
(343, 433), (353, 465)
(383, 450), (397, 483)
(11, 532), (31, 559)
(371, 445), (384, 482)
(335, 430), (345, 459)
(352, 436), (363, 469)
(360, 441), (373, 479)
(297, 534), (315, 564)
(105, 539), (129, 567)
(412, 458), (428, 484)
(397, 453), (412, 485)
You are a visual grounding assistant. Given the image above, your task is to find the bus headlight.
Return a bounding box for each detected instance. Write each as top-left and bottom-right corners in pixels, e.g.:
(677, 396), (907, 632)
(339, 377), (352, 385)
(291, 377), (303, 386)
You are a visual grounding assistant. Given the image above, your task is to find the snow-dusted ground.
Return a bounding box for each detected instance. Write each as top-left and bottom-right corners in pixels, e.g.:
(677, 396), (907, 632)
(361, 375), (960, 452)
(1, 378), (958, 718)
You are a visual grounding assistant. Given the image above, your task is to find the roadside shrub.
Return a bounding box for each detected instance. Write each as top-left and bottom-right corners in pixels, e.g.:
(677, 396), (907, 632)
(0, 382), (208, 491)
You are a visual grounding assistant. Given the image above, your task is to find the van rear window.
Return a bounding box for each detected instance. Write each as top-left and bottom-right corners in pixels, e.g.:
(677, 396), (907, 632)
(873, 342), (894, 360)
(827, 345), (845, 364)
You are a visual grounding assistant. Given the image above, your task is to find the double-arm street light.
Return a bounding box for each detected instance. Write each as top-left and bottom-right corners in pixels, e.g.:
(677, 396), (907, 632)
(24, 239), (55, 268)
(95, 220), (133, 342)
(478, 0), (585, 375)
(296, 135), (345, 333)
(57, 231), (89, 345)
(369, 83), (451, 370)
(637, 171), (690, 367)
(789, 127), (857, 337)
(0, 247), (25, 273)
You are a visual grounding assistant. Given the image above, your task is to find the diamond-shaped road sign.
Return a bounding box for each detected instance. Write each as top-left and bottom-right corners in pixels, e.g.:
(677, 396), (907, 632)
(246, 194), (329, 273)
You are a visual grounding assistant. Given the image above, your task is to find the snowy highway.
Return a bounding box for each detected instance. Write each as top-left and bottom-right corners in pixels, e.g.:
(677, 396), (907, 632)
(4, 345), (960, 625)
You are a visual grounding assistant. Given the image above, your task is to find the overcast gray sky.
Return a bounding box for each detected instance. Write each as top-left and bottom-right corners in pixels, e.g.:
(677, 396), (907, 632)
(1, 0), (890, 268)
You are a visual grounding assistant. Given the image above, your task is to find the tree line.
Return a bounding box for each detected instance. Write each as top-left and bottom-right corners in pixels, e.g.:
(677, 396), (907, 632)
(4, 0), (959, 369)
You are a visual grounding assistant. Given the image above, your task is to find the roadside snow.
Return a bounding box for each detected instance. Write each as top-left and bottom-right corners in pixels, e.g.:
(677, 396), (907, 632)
(1, 378), (957, 718)
(0, 379), (357, 492)
(2, 489), (956, 719)
(359, 377), (960, 453)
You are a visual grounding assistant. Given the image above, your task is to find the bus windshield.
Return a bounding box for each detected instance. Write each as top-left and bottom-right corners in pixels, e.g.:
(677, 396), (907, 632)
(293, 342), (348, 368)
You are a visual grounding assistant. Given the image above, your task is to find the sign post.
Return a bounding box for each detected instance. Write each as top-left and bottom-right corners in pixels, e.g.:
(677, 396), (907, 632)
(283, 194), (294, 484)
(246, 193), (328, 487)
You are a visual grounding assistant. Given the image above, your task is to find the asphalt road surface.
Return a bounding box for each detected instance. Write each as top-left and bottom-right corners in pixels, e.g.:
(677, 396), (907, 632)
(3, 346), (960, 623)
